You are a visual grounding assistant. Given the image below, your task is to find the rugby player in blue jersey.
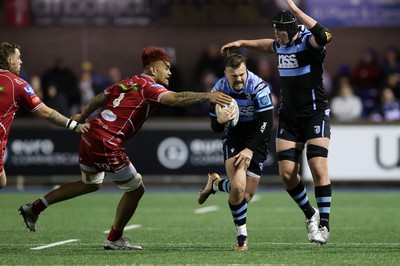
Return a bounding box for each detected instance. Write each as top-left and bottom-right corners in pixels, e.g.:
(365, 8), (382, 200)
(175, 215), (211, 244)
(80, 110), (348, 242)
(197, 53), (274, 251)
(220, 0), (332, 245)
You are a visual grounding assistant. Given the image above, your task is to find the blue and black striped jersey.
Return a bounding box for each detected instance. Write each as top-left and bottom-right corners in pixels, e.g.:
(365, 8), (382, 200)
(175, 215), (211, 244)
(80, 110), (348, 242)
(210, 70), (274, 123)
(272, 25), (329, 116)
(209, 70), (274, 149)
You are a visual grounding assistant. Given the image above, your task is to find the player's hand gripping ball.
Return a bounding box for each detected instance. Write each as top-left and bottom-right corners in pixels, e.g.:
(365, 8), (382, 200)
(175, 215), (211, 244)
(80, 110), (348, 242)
(215, 99), (239, 128)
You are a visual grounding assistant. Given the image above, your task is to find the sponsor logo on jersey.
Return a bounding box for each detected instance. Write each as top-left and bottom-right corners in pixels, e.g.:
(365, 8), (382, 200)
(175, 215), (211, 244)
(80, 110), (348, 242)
(240, 105), (255, 117)
(260, 121), (268, 133)
(278, 54), (299, 69)
(0, 86), (4, 92)
(101, 109), (117, 122)
(23, 85), (34, 95)
(325, 32), (332, 42)
(118, 83), (139, 91)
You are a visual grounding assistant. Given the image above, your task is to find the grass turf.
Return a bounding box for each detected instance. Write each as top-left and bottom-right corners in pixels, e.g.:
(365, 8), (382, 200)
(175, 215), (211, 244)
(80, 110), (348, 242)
(0, 188), (399, 265)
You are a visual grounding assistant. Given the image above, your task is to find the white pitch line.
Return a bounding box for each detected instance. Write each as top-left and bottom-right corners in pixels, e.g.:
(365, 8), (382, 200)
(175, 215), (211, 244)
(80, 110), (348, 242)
(30, 239), (79, 250)
(194, 205), (219, 214)
(103, 224), (141, 234)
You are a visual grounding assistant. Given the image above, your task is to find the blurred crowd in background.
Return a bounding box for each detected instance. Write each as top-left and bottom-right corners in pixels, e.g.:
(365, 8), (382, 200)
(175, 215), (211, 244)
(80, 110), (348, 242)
(16, 43), (400, 123)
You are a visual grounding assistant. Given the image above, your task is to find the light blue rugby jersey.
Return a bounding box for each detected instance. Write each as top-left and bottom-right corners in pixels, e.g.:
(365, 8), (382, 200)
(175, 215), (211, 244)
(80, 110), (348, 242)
(210, 70), (273, 123)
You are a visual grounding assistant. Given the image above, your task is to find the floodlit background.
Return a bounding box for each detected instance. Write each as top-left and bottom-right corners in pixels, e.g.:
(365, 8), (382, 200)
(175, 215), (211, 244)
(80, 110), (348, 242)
(1, 0), (400, 189)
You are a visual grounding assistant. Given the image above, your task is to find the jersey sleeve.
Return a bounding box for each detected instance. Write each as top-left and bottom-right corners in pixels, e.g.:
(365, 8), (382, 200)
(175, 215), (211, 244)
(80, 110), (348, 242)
(18, 82), (44, 111)
(305, 33), (324, 54)
(254, 82), (274, 113)
(143, 83), (169, 103)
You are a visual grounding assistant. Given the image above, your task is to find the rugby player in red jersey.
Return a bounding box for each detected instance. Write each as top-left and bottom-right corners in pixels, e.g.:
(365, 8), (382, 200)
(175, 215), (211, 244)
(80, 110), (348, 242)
(20, 45), (232, 250)
(0, 42), (90, 190)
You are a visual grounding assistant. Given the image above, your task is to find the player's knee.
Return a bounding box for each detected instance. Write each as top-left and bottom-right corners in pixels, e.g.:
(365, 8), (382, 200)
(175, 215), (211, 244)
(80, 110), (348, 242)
(309, 163), (329, 179)
(279, 169), (295, 182)
(117, 173), (143, 192)
(277, 148), (302, 163)
(307, 144), (328, 160)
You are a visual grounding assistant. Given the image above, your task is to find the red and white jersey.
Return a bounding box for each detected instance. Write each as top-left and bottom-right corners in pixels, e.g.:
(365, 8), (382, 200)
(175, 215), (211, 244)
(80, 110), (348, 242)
(89, 73), (170, 144)
(0, 69), (44, 142)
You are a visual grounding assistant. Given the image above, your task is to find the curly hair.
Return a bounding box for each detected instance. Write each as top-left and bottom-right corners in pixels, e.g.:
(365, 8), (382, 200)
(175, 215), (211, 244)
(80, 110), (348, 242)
(141, 46), (171, 69)
(0, 42), (20, 71)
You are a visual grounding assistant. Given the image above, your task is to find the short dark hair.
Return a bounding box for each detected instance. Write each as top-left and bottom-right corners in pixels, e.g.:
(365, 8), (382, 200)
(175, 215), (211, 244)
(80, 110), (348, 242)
(225, 53), (247, 69)
(0, 42), (20, 71)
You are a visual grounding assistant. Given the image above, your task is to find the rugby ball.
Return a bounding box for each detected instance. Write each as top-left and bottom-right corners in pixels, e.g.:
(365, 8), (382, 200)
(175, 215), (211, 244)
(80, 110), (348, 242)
(215, 99), (239, 128)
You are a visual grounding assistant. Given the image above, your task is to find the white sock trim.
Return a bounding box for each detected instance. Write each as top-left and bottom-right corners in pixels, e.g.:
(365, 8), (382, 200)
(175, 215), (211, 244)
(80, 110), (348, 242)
(212, 180), (218, 192)
(236, 224), (247, 236)
(41, 197), (50, 207)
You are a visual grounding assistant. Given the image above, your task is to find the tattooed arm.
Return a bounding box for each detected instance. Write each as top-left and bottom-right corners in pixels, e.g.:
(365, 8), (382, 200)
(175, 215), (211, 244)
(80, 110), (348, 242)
(78, 92), (108, 122)
(34, 104), (90, 133)
(160, 91), (232, 107)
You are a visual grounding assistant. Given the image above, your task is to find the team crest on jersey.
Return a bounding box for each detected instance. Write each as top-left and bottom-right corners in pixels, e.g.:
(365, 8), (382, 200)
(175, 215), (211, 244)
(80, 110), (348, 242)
(0, 86), (4, 92)
(258, 93), (272, 107)
(314, 126), (321, 134)
(23, 85), (34, 95)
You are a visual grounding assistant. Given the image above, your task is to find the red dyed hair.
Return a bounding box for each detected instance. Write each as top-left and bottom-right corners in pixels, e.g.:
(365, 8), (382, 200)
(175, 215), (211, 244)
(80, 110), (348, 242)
(141, 46), (172, 69)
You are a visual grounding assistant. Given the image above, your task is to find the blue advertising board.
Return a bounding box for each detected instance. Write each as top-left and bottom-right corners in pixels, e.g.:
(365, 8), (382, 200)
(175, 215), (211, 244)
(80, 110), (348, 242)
(304, 0), (400, 27)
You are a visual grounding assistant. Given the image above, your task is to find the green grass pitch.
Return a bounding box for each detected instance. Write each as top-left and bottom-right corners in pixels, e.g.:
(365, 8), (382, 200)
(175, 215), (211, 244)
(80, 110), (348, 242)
(1, 188), (399, 265)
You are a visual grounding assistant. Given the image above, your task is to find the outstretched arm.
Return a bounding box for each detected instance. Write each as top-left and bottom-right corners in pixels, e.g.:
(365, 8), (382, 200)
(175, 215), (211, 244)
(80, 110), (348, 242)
(220, 39), (275, 55)
(160, 91), (232, 107)
(286, 0), (331, 47)
(34, 105), (90, 133)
